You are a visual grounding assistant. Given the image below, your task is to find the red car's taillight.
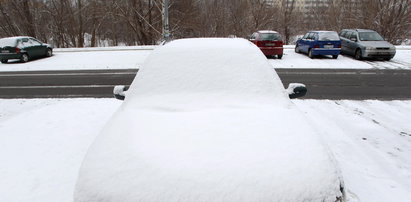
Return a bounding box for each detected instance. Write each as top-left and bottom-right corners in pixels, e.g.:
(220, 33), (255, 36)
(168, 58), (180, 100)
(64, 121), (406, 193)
(15, 48), (20, 53)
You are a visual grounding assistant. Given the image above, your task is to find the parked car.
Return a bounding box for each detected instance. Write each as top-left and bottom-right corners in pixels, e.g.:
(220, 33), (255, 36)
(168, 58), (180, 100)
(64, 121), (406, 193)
(75, 38), (345, 202)
(295, 31), (341, 59)
(249, 30), (284, 59)
(0, 36), (53, 63)
(339, 29), (396, 60)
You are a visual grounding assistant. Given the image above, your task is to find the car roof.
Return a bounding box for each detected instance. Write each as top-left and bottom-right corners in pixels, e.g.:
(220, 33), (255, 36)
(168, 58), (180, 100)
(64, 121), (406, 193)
(257, 30), (279, 34)
(341, 29), (376, 33)
(0, 36), (31, 40)
(309, 31), (337, 33)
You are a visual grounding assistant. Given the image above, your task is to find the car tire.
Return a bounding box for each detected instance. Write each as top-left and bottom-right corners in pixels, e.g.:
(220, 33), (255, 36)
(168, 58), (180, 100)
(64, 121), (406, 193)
(278, 54), (283, 59)
(1, 59), (7, 64)
(21, 53), (29, 63)
(46, 48), (53, 57)
(308, 49), (314, 59)
(333, 55), (338, 59)
(295, 45), (300, 53)
(355, 49), (362, 60)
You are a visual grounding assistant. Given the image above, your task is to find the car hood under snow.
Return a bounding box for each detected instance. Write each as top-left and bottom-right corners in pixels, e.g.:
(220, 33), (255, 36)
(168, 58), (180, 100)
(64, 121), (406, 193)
(74, 38), (344, 202)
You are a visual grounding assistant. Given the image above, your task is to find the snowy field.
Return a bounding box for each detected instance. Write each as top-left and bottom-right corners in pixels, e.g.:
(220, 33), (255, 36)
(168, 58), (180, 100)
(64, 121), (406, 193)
(1, 98), (411, 202)
(0, 45), (410, 71)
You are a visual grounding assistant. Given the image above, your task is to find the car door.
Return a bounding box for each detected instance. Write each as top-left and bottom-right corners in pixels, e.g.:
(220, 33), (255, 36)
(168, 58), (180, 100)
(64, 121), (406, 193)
(300, 33), (310, 53)
(29, 38), (45, 57)
(346, 32), (359, 56)
(340, 31), (349, 54)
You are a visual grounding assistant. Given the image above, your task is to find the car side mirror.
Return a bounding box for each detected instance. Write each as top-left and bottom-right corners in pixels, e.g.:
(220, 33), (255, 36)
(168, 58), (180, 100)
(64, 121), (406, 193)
(350, 37), (357, 42)
(113, 85), (129, 100)
(287, 83), (307, 99)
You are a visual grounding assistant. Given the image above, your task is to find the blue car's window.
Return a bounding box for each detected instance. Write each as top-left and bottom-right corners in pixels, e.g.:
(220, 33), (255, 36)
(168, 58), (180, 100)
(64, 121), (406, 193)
(259, 33), (282, 41)
(359, 32), (384, 41)
(0, 38), (17, 47)
(318, 32), (340, 41)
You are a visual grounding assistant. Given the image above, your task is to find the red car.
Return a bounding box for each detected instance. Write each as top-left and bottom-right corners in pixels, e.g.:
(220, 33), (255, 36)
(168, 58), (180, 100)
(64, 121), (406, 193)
(249, 31), (284, 59)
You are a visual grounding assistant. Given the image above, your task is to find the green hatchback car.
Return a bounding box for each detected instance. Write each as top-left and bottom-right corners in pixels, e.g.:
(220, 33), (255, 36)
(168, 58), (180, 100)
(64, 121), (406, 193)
(0, 36), (53, 63)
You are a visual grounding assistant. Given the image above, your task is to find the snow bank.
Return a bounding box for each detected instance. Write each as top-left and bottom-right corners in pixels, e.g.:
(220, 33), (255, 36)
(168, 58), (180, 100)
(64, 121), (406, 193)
(1, 99), (411, 202)
(0, 99), (121, 202)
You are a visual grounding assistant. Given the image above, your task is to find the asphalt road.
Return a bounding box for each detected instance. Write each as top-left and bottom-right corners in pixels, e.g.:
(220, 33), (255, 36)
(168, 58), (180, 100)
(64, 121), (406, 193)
(0, 69), (410, 100)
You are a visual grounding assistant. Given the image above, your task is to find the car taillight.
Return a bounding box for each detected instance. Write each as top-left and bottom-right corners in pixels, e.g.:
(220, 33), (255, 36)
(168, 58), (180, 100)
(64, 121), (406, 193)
(15, 48), (20, 53)
(337, 44), (341, 48)
(256, 41), (263, 47)
(314, 45), (320, 48)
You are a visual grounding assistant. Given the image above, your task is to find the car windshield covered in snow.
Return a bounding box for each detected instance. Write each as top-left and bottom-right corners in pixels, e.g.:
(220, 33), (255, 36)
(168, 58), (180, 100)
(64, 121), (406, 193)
(359, 32), (384, 41)
(0, 38), (17, 47)
(318, 32), (340, 41)
(260, 33), (282, 41)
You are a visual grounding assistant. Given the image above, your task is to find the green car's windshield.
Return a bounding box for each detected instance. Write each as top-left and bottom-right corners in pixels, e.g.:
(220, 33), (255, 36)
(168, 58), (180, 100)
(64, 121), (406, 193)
(0, 38), (17, 47)
(260, 33), (282, 41)
(359, 32), (384, 41)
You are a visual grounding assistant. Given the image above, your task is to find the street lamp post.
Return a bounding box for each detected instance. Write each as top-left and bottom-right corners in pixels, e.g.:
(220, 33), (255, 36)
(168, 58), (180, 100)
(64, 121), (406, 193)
(162, 0), (171, 42)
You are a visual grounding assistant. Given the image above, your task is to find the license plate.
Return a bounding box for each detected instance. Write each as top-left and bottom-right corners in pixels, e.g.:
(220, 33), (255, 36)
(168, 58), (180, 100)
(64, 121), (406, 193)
(265, 43), (275, 46)
(1, 50), (9, 53)
(324, 45), (334, 49)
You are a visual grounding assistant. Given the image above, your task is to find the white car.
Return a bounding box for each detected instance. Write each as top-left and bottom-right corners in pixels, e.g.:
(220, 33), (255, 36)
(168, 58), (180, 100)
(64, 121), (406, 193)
(74, 38), (345, 202)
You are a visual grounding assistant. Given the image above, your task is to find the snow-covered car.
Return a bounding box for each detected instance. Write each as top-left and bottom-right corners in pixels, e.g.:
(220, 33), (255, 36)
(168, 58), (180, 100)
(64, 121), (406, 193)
(74, 38), (345, 202)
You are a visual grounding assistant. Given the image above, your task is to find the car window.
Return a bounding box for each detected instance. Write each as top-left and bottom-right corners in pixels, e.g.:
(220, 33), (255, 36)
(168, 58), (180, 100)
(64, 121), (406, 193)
(359, 32), (384, 41)
(307, 33), (315, 40)
(303, 33), (310, 39)
(349, 32), (358, 40)
(0, 38), (17, 47)
(339, 31), (347, 38)
(29, 38), (42, 46)
(250, 33), (257, 40)
(318, 32), (340, 41)
(259, 33), (282, 41)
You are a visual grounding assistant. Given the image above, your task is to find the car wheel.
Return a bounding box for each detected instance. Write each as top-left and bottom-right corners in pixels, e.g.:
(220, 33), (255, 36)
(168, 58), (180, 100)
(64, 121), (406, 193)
(278, 54), (283, 59)
(295, 45), (300, 53)
(332, 55), (338, 59)
(308, 49), (314, 59)
(355, 49), (362, 60)
(384, 57), (392, 61)
(1, 59), (7, 64)
(46, 48), (53, 57)
(21, 53), (29, 63)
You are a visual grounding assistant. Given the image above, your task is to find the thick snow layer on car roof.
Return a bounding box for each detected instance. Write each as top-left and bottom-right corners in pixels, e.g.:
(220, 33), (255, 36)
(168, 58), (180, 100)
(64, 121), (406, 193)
(74, 38), (343, 202)
(258, 30), (279, 34)
(126, 38), (289, 108)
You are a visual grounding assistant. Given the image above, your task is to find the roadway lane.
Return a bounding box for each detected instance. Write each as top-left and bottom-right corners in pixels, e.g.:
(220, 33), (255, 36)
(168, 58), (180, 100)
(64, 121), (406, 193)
(0, 69), (410, 99)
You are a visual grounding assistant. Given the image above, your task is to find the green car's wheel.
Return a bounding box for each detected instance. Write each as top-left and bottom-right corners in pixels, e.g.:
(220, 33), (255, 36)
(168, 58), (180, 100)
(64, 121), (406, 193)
(21, 53), (29, 63)
(46, 48), (53, 57)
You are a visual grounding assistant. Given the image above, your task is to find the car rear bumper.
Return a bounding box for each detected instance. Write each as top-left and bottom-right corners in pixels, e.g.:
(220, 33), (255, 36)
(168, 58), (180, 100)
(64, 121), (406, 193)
(312, 48), (341, 56)
(0, 53), (21, 60)
(259, 47), (283, 56)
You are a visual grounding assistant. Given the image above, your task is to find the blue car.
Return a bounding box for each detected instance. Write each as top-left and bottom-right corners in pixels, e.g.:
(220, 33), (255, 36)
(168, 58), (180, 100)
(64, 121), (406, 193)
(295, 31), (341, 59)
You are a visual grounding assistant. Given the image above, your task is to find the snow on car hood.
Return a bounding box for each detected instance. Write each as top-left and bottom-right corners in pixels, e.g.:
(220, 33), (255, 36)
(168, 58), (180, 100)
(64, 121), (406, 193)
(74, 38), (344, 202)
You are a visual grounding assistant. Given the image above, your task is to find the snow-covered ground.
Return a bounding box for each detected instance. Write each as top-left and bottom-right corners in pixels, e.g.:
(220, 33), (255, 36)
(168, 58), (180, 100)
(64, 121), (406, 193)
(0, 45), (410, 72)
(1, 98), (411, 202)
